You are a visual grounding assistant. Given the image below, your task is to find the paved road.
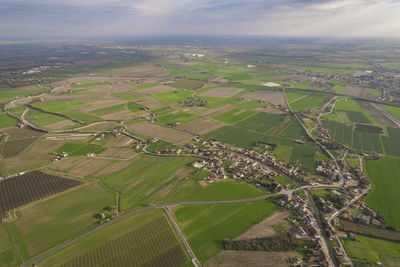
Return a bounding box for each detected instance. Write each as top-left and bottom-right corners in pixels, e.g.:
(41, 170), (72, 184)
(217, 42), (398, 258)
(164, 207), (201, 267)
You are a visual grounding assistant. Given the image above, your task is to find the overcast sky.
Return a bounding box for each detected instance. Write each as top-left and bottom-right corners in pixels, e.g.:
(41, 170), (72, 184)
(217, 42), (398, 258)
(1, 0), (399, 39)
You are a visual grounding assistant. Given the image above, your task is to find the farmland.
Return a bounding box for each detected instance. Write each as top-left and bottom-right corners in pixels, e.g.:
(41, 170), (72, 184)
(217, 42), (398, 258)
(0, 127), (43, 159)
(173, 199), (277, 262)
(0, 111), (18, 129)
(55, 142), (107, 156)
(101, 154), (196, 210)
(61, 216), (188, 267)
(364, 157), (400, 229)
(213, 108), (255, 124)
(0, 171), (83, 220)
(286, 91), (330, 112)
(322, 120), (385, 154)
(13, 182), (114, 259)
(38, 210), (183, 266)
(342, 234), (400, 266)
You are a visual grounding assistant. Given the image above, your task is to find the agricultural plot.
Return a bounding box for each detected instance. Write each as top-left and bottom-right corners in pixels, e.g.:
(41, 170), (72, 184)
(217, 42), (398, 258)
(239, 90), (287, 107)
(273, 145), (293, 163)
(235, 113), (285, 134)
(55, 142), (106, 156)
(91, 104), (127, 116)
(129, 121), (193, 143)
(344, 111), (370, 123)
(322, 120), (385, 154)
(157, 112), (200, 125)
(0, 138), (38, 158)
(213, 108), (255, 124)
(14, 182), (114, 258)
(290, 144), (318, 171)
(342, 234), (400, 266)
(334, 99), (377, 124)
(0, 171), (82, 220)
(101, 154), (196, 210)
(364, 157), (400, 229)
(0, 111), (18, 129)
(73, 81), (110, 88)
(38, 209), (169, 266)
(173, 200), (277, 262)
(160, 178), (264, 204)
(200, 87), (244, 98)
(206, 125), (294, 148)
(153, 89), (194, 105)
(178, 117), (225, 135)
(172, 78), (204, 90)
(61, 216), (188, 267)
(0, 127), (43, 158)
(25, 109), (66, 127)
(288, 93), (329, 112)
(380, 104), (400, 120)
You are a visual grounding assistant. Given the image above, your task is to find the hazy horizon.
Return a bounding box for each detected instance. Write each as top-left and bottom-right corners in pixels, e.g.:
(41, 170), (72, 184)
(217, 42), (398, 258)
(1, 0), (400, 39)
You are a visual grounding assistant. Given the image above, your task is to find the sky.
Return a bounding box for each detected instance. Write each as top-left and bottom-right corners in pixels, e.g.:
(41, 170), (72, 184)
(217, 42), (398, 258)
(0, 0), (400, 39)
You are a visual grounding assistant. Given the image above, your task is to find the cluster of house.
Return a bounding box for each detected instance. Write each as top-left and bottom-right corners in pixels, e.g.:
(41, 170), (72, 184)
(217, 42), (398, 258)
(183, 97), (208, 107)
(279, 194), (331, 266)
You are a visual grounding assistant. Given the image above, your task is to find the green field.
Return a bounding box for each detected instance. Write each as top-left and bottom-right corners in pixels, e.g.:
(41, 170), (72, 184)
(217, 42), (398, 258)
(38, 210), (173, 266)
(26, 109), (65, 127)
(136, 83), (159, 90)
(323, 120), (385, 154)
(346, 157), (360, 168)
(311, 189), (330, 200)
(60, 216), (188, 267)
(274, 175), (297, 187)
(91, 104), (126, 116)
(0, 87), (49, 101)
(290, 144), (318, 171)
(381, 104), (400, 120)
(173, 199), (277, 262)
(235, 113), (285, 135)
(342, 234), (400, 265)
(160, 178), (264, 204)
(288, 92), (329, 112)
(154, 89), (194, 105)
(157, 112), (200, 125)
(0, 224), (23, 266)
(32, 102), (100, 123)
(213, 108), (255, 124)
(12, 183), (115, 259)
(364, 157), (400, 229)
(73, 81), (110, 88)
(55, 142), (107, 156)
(380, 62), (400, 70)
(273, 145), (293, 163)
(206, 125), (293, 148)
(146, 140), (177, 153)
(335, 99), (377, 124)
(0, 111), (18, 129)
(102, 155), (196, 210)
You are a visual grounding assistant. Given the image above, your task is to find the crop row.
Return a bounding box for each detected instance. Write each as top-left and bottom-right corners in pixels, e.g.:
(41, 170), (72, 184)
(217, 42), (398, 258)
(61, 217), (187, 267)
(0, 171), (83, 219)
(0, 138), (37, 158)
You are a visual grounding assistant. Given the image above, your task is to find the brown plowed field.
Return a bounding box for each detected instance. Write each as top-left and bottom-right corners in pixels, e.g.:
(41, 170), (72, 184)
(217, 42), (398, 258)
(129, 121), (193, 143)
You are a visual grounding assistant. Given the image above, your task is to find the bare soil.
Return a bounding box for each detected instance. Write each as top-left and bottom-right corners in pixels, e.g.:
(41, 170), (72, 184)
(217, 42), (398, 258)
(43, 120), (78, 130)
(236, 211), (290, 240)
(129, 121), (193, 143)
(356, 101), (397, 127)
(99, 148), (136, 159)
(137, 85), (175, 94)
(178, 117), (225, 134)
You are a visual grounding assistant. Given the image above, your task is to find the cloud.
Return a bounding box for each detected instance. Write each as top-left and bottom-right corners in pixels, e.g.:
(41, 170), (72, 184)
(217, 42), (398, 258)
(0, 0), (399, 38)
